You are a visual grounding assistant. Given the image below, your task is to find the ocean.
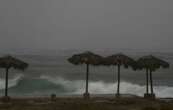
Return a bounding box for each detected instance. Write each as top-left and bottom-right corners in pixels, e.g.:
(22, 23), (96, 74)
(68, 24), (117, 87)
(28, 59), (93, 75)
(0, 50), (172, 98)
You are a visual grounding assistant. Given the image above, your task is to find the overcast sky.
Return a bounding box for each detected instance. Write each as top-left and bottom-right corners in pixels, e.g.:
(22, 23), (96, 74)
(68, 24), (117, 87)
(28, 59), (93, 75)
(0, 0), (173, 51)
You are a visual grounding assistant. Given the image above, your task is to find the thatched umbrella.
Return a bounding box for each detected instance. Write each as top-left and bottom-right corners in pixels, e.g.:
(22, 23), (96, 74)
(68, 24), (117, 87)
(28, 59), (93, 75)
(0, 56), (28, 97)
(137, 55), (169, 98)
(104, 53), (136, 97)
(68, 51), (103, 98)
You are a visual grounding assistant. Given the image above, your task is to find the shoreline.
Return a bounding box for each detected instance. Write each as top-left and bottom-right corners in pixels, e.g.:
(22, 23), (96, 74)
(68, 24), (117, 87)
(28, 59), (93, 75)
(0, 95), (173, 110)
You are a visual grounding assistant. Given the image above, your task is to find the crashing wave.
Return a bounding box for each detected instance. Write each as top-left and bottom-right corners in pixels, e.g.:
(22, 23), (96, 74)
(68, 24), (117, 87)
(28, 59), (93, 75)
(0, 74), (173, 98)
(0, 74), (24, 90)
(40, 75), (173, 98)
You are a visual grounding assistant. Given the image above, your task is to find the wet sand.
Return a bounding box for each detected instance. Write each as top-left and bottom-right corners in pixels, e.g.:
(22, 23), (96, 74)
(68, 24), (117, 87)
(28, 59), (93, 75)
(0, 96), (173, 110)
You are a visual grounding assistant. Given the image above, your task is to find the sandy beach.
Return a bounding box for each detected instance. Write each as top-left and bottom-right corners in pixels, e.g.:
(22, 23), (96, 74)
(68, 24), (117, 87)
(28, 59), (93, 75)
(0, 96), (173, 110)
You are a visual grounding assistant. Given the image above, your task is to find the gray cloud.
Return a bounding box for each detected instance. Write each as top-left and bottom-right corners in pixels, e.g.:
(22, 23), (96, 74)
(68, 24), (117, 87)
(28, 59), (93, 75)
(0, 0), (173, 51)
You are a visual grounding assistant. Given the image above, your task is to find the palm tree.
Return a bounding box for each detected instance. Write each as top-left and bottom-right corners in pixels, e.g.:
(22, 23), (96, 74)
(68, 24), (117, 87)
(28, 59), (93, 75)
(137, 55), (169, 98)
(104, 53), (136, 97)
(68, 51), (103, 98)
(0, 55), (28, 97)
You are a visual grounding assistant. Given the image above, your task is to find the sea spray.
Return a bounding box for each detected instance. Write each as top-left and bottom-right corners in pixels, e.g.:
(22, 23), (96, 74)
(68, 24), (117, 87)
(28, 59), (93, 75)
(40, 75), (173, 98)
(0, 74), (24, 90)
(40, 75), (84, 92)
(40, 75), (146, 95)
(0, 74), (173, 97)
(6, 77), (66, 96)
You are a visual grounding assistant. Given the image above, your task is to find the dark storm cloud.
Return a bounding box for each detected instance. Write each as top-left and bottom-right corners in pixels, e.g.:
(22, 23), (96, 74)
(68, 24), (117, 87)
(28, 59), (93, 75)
(0, 0), (173, 51)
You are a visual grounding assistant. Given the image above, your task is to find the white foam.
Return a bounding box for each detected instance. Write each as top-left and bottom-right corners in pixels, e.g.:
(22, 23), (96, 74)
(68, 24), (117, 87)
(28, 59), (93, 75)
(40, 75), (84, 91)
(0, 74), (24, 90)
(40, 75), (173, 98)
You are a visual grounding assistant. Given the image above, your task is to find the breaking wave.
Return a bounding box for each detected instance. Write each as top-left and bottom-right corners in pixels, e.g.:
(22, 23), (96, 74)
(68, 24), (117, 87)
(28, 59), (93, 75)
(0, 74), (173, 98)
(0, 74), (24, 90)
(40, 75), (173, 98)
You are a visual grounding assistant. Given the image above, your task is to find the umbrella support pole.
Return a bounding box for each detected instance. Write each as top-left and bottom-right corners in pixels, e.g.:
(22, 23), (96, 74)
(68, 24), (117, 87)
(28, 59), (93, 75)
(2, 68), (11, 102)
(84, 64), (90, 99)
(146, 69), (149, 94)
(116, 65), (121, 97)
(150, 70), (154, 94)
(5, 68), (9, 97)
(144, 70), (155, 99)
(149, 70), (155, 98)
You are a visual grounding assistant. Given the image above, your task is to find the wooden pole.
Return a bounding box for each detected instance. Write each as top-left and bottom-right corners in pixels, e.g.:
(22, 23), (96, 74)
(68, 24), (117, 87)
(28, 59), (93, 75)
(146, 68), (149, 94)
(117, 65), (120, 95)
(85, 64), (89, 94)
(5, 68), (9, 97)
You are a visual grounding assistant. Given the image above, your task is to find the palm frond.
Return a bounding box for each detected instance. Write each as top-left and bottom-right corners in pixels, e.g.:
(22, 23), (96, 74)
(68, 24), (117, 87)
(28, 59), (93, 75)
(0, 55), (28, 70)
(68, 51), (103, 65)
(104, 53), (137, 69)
(137, 55), (170, 71)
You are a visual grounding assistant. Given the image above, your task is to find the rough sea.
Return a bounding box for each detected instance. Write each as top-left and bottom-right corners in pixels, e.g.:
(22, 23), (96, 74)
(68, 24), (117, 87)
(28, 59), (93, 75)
(0, 49), (172, 98)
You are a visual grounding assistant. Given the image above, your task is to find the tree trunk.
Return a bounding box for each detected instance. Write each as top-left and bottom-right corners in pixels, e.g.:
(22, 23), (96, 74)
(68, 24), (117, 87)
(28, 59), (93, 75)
(85, 64), (89, 94)
(117, 65), (120, 95)
(149, 69), (154, 94)
(146, 68), (149, 94)
(5, 68), (9, 97)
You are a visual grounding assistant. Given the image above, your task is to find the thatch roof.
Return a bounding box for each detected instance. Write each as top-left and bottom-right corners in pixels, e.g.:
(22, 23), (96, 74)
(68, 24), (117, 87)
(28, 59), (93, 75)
(103, 53), (137, 69)
(0, 55), (28, 70)
(137, 55), (170, 71)
(68, 51), (103, 65)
